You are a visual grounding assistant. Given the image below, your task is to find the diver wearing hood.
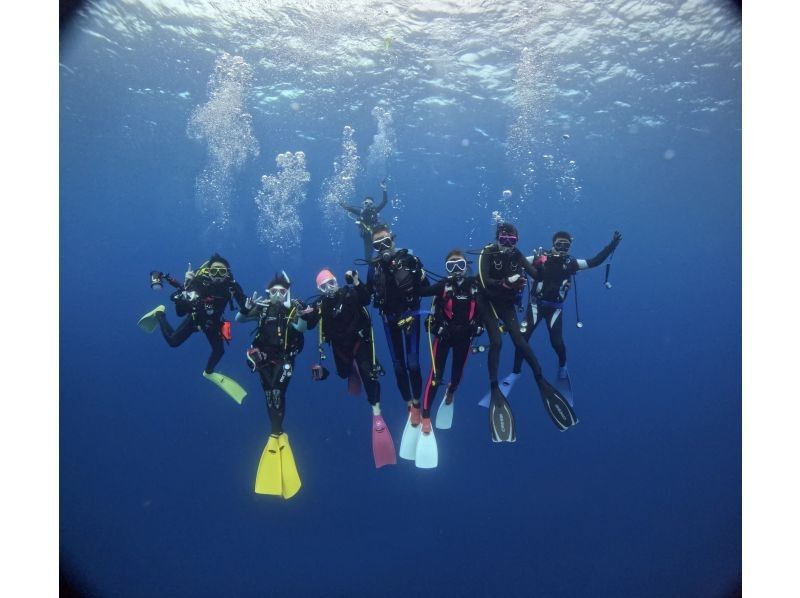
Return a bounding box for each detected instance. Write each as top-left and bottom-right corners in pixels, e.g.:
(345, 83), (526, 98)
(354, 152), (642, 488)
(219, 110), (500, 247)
(140, 253), (247, 377)
(365, 224), (430, 412)
(236, 271), (309, 436)
(236, 270), (309, 497)
(339, 179), (389, 260)
(476, 223), (578, 439)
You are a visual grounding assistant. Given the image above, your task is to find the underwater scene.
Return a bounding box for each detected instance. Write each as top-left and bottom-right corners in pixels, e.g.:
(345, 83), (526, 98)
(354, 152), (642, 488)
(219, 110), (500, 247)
(60, 1), (742, 596)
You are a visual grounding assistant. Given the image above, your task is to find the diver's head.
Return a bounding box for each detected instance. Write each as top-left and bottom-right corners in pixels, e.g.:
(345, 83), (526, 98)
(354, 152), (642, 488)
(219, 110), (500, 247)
(371, 224), (395, 261)
(205, 253), (232, 283)
(552, 231), (573, 255)
(495, 222), (519, 253)
(362, 196), (375, 210)
(266, 270), (291, 307)
(316, 269), (338, 298)
(444, 249), (467, 280)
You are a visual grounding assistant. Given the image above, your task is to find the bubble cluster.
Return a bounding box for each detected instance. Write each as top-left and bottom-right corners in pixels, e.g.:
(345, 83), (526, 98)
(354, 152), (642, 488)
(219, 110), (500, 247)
(506, 47), (552, 208)
(366, 105), (396, 177)
(254, 151), (310, 253)
(319, 126), (360, 249)
(187, 53), (259, 229)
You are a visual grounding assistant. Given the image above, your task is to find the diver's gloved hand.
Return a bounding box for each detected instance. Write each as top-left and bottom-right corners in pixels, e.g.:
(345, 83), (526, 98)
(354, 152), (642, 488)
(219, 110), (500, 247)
(610, 231), (622, 249)
(184, 262), (195, 284)
(244, 291), (261, 312)
(345, 270), (360, 285)
(181, 290), (199, 302)
(504, 274), (525, 290)
(380, 179), (387, 190)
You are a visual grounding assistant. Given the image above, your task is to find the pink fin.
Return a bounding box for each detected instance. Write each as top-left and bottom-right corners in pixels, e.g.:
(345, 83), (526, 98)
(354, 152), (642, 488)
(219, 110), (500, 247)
(372, 415), (397, 468)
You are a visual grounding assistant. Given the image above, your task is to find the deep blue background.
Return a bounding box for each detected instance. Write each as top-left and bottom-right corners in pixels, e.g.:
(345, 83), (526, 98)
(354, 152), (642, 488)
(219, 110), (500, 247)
(60, 4), (741, 597)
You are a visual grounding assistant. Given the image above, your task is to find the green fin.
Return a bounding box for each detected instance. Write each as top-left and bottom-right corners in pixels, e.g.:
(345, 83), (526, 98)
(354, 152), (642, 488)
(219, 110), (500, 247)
(254, 435), (282, 495)
(137, 305), (165, 333)
(202, 371), (247, 404)
(278, 433), (302, 499)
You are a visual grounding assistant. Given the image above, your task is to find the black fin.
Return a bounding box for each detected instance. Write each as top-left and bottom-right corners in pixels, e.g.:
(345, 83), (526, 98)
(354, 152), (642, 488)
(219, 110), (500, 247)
(538, 379), (578, 431)
(489, 387), (516, 442)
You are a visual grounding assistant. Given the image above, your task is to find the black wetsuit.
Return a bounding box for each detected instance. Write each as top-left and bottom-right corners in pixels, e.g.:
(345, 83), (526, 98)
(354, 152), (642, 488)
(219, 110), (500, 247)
(419, 276), (484, 419)
(240, 300), (307, 435)
(476, 243), (544, 385)
(156, 275), (247, 374)
(512, 239), (619, 372)
(341, 188), (388, 260)
(366, 249), (430, 403)
(304, 283), (381, 406)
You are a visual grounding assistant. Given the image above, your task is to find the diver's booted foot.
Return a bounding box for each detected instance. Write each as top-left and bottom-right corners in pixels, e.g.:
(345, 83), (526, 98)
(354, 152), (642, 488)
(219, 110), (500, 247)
(137, 305), (166, 333)
(421, 417), (433, 435)
(555, 366), (574, 407)
(444, 386), (455, 405)
(409, 405), (421, 427)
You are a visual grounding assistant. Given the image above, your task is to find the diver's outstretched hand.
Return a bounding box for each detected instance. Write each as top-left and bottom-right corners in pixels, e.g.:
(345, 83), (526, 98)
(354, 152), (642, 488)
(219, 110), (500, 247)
(610, 231), (622, 248)
(185, 262), (195, 284)
(380, 178), (387, 190)
(345, 270), (360, 285)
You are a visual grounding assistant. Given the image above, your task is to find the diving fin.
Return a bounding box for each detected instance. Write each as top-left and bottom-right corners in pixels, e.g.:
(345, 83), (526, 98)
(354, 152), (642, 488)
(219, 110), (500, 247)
(489, 385), (516, 443)
(415, 419), (438, 469)
(347, 361), (363, 396)
(137, 305), (165, 333)
(556, 366), (574, 407)
(372, 414), (397, 468)
(278, 433), (302, 499)
(479, 372), (519, 408)
(538, 378), (578, 431)
(398, 406), (422, 460)
(434, 391), (454, 430)
(202, 371), (247, 404)
(254, 435), (282, 495)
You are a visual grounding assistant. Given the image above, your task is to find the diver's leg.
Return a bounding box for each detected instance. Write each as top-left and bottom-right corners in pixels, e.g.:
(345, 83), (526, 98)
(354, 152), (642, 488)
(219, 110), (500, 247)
(512, 301), (540, 374)
(383, 319), (412, 402)
(545, 307), (567, 367)
(404, 315), (423, 401)
(421, 336), (449, 419)
(477, 296), (503, 385)
(448, 335), (471, 394)
(499, 303), (543, 381)
(202, 321), (226, 374)
(355, 341), (381, 407)
(157, 314), (195, 347)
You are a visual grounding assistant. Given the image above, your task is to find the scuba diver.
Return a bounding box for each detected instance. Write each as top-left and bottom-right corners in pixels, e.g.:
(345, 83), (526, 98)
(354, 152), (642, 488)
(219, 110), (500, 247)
(364, 224), (430, 461)
(236, 271), (307, 499)
(474, 222), (577, 440)
(339, 179), (389, 260)
(404, 249), (485, 469)
(503, 230), (623, 406)
(138, 254), (249, 404)
(303, 268), (396, 468)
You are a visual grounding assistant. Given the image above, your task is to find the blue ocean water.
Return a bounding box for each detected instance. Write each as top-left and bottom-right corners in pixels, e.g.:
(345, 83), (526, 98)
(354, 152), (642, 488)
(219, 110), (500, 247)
(60, 2), (741, 596)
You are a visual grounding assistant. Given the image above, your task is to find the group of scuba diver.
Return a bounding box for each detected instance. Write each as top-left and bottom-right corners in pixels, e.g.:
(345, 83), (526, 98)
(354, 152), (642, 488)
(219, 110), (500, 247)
(137, 180), (622, 500)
